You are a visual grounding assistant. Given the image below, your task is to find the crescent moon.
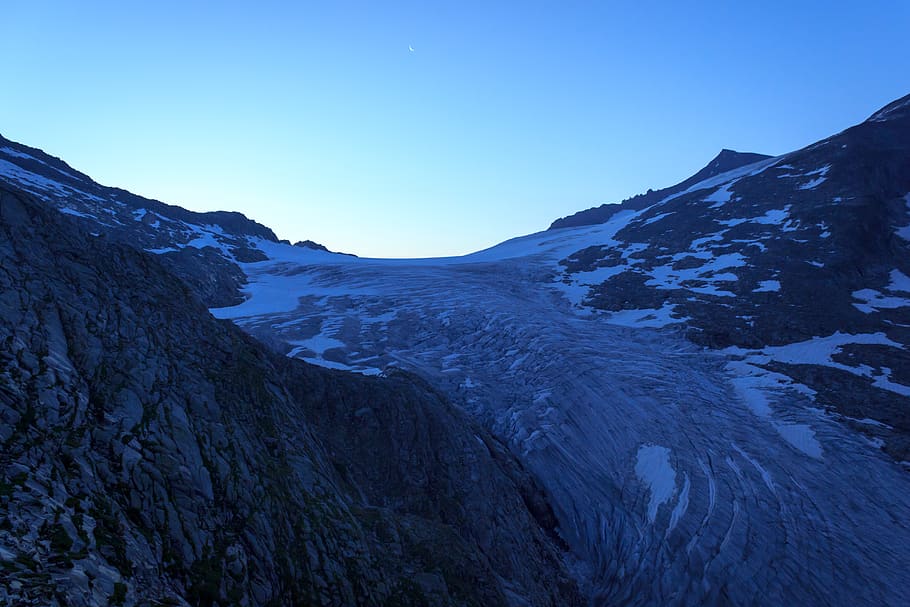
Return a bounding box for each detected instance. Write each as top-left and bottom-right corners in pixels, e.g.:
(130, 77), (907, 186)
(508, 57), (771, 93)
(409, 45), (415, 52)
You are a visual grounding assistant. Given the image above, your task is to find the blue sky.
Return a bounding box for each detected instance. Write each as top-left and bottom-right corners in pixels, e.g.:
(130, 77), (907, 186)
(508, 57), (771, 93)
(2, 1), (908, 257)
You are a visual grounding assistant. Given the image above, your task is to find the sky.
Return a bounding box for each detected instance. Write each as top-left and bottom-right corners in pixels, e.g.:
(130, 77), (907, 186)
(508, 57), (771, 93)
(2, 1), (908, 258)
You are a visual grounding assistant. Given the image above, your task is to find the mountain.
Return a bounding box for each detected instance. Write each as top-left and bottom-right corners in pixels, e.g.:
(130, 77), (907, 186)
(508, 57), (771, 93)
(549, 92), (910, 458)
(0, 188), (580, 601)
(2, 93), (910, 606)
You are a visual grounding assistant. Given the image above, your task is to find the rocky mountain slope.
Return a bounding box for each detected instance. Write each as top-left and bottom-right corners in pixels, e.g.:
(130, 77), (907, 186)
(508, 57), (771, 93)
(548, 93), (910, 460)
(0, 186), (582, 605)
(2, 93), (910, 606)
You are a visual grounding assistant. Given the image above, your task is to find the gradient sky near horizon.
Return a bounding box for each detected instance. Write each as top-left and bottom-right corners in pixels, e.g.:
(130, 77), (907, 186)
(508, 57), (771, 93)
(2, 1), (908, 257)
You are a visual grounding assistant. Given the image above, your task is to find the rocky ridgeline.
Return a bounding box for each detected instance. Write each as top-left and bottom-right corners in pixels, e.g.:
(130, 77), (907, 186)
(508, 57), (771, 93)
(0, 135), (281, 307)
(550, 149), (773, 230)
(0, 187), (581, 606)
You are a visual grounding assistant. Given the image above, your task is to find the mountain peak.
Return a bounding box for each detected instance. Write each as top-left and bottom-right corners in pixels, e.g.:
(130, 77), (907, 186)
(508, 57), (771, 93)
(699, 148), (772, 178)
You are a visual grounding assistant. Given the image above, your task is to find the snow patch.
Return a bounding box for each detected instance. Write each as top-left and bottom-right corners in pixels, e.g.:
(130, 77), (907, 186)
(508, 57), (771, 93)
(852, 289), (910, 312)
(646, 252), (746, 298)
(753, 280), (781, 293)
(797, 165), (831, 190)
(554, 263), (630, 306)
(655, 156), (780, 207)
(635, 445), (677, 523)
(887, 269), (910, 293)
(704, 184), (734, 208)
(799, 176), (827, 190)
(728, 333), (910, 399)
(717, 206), (792, 228)
(0, 146), (33, 160)
(642, 212), (674, 226)
(605, 303), (687, 328)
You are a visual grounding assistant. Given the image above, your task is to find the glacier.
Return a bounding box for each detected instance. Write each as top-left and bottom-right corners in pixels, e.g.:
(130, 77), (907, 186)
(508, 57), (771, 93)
(211, 225), (910, 606)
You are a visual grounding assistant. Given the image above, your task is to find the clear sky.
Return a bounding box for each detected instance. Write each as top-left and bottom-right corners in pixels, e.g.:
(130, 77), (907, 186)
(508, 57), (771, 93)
(2, 1), (908, 257)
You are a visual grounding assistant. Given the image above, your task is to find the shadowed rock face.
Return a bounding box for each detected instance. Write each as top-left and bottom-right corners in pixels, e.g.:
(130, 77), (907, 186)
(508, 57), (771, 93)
(0, 187), (581, 607)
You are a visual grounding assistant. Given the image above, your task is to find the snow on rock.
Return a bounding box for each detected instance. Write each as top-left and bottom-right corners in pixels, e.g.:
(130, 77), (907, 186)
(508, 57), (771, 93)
(655, 156), (780, 206)
(798, 165), (831, 190)
(604, 303), (687, 328)
(717, 207), (792, 228)
(0, 146), (33, 160)
(0, 159), (101, 204)
(642, 211), (675, 225)
(704, 184), (734, 208)
(762, 332), (900, 365)
(852, 288), (910, 312)
(799, 176), (827, 190)
(1, 146), (80, 180)
(729, 333), (910, 399)
(645, 252), (746, 298)
(753, 280), (781, 293)
(872, 368), (910, 397)
(553, 264), (630, 307)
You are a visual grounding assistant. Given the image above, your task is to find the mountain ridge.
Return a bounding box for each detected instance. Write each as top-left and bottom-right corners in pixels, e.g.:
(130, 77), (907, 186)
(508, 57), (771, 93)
(549, 148), (773, 230)
(0, 132), (279, 242)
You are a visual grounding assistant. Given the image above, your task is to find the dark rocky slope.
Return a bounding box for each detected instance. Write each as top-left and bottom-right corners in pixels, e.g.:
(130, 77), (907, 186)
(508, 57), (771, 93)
(552, 93), (910, 460)
(0, 186), (581, 606)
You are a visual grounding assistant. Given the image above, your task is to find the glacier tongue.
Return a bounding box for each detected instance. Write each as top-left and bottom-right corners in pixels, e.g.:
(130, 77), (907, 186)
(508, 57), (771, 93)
(213, 247), (910, 607)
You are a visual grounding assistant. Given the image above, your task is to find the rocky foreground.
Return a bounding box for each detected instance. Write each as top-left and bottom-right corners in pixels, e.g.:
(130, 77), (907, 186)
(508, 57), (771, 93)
(0, 187), (582, 606)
